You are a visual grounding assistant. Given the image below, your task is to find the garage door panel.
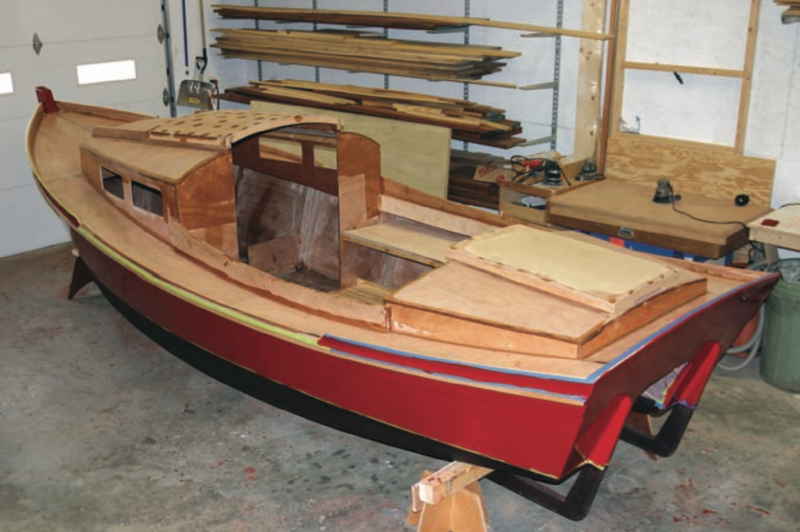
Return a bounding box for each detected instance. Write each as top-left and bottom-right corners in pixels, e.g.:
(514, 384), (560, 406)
(0, 185), (68, 257)
(0, 0), (161, 48)
(8, 36), (166, 117)
(0, 117), (36, 190)
(1, 0), (166, 257)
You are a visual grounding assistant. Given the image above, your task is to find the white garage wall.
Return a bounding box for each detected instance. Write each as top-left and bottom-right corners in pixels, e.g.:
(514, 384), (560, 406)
(4, 0), (799, 258)
(201, 0), (800, 208)
(0, 0), (171, 258)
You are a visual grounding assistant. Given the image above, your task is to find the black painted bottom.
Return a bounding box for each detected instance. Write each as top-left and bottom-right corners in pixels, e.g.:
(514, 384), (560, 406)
(94, 280), (509, 471)
(93, 278), (608, 521)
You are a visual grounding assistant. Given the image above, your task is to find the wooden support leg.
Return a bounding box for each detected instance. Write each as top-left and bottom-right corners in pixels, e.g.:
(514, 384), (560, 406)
(68, 252), (94, 300)
(413, 482), (489, 532)
(407, 462), (493, 532)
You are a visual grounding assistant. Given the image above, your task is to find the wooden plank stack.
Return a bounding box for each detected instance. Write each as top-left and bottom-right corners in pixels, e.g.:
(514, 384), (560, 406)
(211, 28), (519, 82)
(211, 5), (611, 40)
(220, 79), (526, 149)
(775, 1), (800, 23)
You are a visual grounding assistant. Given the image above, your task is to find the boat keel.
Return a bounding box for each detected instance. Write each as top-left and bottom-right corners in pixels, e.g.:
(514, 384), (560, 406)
(487, 466), (605, 522)
(621, 401), (694, 457)
(68, 255), (94, 300)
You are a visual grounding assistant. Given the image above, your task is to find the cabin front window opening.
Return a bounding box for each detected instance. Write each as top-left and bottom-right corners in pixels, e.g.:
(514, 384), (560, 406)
(77, 59), (137, 85)
(131, 181), (164, 217)
(259, 137), (303, 164)
(0, 73), (13, 96)
(101, 167), (124, 199)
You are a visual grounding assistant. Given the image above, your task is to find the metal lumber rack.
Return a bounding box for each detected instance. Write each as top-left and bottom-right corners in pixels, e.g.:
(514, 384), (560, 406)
(228, 1), (579, 153)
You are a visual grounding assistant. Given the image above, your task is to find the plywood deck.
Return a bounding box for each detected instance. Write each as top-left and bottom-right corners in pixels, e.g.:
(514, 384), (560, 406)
(447, 225), (700, 314)
(343, 219), (468, 267)
(30, 105), (768, 384)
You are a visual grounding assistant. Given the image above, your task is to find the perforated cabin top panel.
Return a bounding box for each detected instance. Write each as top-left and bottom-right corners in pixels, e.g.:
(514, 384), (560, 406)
(144, 110), (340, 145)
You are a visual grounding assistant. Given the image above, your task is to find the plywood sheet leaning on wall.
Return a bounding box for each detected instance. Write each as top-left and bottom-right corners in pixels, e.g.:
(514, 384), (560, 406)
(605, 134), (776, 207)
(250, 100), (451, 198)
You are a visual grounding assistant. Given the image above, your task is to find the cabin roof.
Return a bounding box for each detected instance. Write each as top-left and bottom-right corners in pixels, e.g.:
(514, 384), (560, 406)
(82, 136), (221, 185)
(84, 110), (343, 186)
(107, 110), (341, 148)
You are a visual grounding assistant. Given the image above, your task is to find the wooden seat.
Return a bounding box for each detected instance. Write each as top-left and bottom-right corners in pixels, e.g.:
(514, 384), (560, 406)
(342, 218), (468, 267)
(334, 279), (392, 305)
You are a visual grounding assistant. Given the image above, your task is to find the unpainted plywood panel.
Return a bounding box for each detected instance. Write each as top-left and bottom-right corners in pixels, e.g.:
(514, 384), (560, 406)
(605, 134), (775, 206)
(251, 100), (451, 198)
(447, 224), (698, 315)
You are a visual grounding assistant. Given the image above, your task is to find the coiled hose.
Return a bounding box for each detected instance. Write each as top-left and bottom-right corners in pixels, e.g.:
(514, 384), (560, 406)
(718, 260), (768, 372)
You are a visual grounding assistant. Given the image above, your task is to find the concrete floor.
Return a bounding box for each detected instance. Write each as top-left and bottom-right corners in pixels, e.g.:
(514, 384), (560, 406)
(2, 243), (800, 532)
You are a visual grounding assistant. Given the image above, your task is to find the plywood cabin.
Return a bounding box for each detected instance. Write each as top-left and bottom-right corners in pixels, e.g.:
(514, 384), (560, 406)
(53, 105), (718, 361)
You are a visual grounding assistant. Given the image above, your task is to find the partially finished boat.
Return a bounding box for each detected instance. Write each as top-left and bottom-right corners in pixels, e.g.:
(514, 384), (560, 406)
(27, 87), (778, 520)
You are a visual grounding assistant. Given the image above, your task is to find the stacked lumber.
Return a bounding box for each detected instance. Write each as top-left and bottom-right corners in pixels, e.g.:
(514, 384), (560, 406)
(220, 79), (526, 149)
(775, 1), (800, 23)
(448, 151), (503, 209)
(211, 28), (519, 82)
(211, 5), (611, 40)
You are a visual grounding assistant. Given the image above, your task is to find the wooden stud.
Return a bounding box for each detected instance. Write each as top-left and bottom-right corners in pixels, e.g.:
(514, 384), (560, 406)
(623, 61), (744, 78)
(573, 0), (609, 161)
(735, 0), (762, 154)
(607, 0), (630, 146)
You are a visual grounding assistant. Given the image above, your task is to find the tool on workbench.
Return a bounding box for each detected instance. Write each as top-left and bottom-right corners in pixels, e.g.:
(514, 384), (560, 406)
(576, 158), (599, 181)
(652, 178), (673, 204)
(542, 161), (564, 187)
(510, 156), (567, 187)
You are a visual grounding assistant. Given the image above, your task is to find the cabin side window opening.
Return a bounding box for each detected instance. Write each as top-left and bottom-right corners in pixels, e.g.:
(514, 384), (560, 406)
(131, 181), (164, 217)
(101, 167), (125, 199)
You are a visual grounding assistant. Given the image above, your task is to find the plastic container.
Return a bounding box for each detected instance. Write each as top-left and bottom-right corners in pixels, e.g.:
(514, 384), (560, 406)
(760, 259), (800, 392)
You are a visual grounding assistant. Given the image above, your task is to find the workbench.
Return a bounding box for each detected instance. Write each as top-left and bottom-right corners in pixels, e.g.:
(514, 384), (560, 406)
(547, 179), (772, 259)
(748, 204), (800, 256)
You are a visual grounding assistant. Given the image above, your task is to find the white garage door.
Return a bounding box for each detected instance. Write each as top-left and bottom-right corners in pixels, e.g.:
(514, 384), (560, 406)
(0, 0), (169, 257)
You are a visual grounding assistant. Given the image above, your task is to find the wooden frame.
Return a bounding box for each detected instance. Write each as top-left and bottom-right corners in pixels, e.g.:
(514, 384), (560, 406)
(607, 0), (761, 154)
(600, 0), (775, 207)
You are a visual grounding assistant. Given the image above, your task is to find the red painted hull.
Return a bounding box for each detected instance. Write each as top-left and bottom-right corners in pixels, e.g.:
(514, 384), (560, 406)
(70, 228), (776, 481)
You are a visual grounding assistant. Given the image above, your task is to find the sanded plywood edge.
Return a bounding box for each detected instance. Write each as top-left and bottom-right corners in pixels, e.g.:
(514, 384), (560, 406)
(605, 134), (775, 206)
(387, 302), (583, 359)
(251, 101), (451, 198)
(388, 261), (607, 337)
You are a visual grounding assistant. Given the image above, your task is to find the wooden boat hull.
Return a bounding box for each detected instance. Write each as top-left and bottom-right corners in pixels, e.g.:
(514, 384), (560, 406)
(27, 91), (779, 518)
(66, 225), (775, 482)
